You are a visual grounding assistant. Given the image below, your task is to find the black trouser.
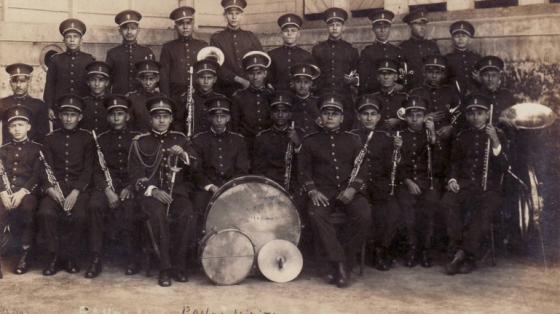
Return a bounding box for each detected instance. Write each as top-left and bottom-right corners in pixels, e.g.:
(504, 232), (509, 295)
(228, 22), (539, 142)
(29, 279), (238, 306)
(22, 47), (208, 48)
(397, 185), (441, 250)
(37, 190), (89, 258)
(441, 184), (502, 258)
(369, 192), (401, 249)
(0, 193), (38, 247)
(139, 193), (195, 271)
(87, 189), (142, 259)
(307, 193), (371, 264)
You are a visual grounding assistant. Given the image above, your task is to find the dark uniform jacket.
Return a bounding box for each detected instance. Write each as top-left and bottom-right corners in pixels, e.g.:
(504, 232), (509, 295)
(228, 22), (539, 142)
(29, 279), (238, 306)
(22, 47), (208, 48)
(352, 128), (393, 194)
(174, 90), (225, 135)
(0, 95), (50, 144)
(191, 129), (249, 189)
(410, 84), (462, 130)
(312, 38), (359, 94)
(128, 130), (197, 197)
(268, 45), (314, 90)
(371, 89), (408, 130)
(358, 40), (404, 94)
(80, 95), (109, 134)
(231, 86), (273, 138)
(447, 127), (509, 191)
(397, 128), (435, 190)
(93, 128), (140, 191)
(476, 87), (517, 121)
(43, 50), (95, 111)
(298, 128), (367, 198)
(399, 38), (440, 89)
(159, 36), (208, 97)
(127, 90), (160, 132)
(210, 28), (262, 92)
(292, 95), (321, 136)
(0, 139), (42, 193)
(42, 128), (95, 192)
(445, 48), (481, 95)
(105, 41), (155, 94)
(253, 126), (301, 186)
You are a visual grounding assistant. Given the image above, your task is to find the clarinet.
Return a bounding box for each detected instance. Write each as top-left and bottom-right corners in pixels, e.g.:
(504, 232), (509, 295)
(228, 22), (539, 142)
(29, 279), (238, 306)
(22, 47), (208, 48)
(0, 159), (13, 196)
(389, 131), (401, 196)
(426, 126), (434, 191)
(283, 122), (295, 191)
(482, 104), (494, 191)
(347, 130), (374, 187)
(92, 130), (114, 192)
(185, 66), (195, 139)
(38, 151), (66, 212)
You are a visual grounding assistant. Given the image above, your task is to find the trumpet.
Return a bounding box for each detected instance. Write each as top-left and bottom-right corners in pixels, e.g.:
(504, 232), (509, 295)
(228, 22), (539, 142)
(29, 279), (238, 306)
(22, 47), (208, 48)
(389, 131), (401, 195)
(283, 121), (295, 191)
(482, 104), (494, 191)
(92, 130), (114, 192)
(185, 66), (194, 139)
(38, 151), (66, 213)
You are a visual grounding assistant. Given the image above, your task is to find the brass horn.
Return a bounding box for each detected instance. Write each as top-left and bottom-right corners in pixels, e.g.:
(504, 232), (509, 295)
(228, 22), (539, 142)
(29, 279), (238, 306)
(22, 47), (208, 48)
(500, 102), (558, 130)
(197, 46), (225, 66)
(396, 107), (407, 121)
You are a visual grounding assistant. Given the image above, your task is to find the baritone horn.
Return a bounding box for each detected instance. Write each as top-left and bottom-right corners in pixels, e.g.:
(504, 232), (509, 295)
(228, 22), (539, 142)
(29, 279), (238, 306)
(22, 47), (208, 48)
(500, 102), (557, 130)
(197, 46), (225, 66)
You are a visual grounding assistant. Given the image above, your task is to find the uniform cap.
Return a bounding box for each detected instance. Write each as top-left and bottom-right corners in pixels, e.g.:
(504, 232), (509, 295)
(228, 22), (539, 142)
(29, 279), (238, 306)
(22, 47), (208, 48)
(356, 94), (382, 112)
(323, 7), (348, 24)
(205, 95), (232, 113)
(5, 63), (33, 77)
(86, 61), (111, 78)
(450, 20), (475, 37)
(104, 94), (131, 112)
(146, 96), (174, 114)
(423, 55), (447, 69)
(59, 18), (86, 36)
(476, 56), (504, 73)
(115, 10), (142, 26)
(289, 63), (320, 80)
(57, 94), (84, 113)
(368, 9), (394, 25)
(270, 90), (293, 108)
(404, 95), (428, 112)
(169, 6), (195, 22)
(403, 8), (429, 25)
(465, 93), (490, 111)
(221, 0), (247, 11)
(277, 13), (303, 29)
(242, 51), (271, 70)
(135, 60), (161, 75)
(4, 105), (32, 123)
(376, 58), (399, 73)
(194, 59), (219, 75)
(319, 93), (344, 112)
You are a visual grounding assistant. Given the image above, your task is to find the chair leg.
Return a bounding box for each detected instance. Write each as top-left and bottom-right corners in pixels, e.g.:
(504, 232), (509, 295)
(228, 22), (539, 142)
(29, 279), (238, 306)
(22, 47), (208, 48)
(490, 223), (496, 267)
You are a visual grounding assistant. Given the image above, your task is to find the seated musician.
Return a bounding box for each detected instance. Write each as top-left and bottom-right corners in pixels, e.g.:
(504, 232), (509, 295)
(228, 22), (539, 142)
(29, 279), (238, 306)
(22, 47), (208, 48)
(85, 95), (141, 279)
(253, 90), (302, 191)
(191, 95), (250, 236)
(442, 94), (508, 275)
(0, 106), (43, 277)
(128, 95), (198, 287)
(298, 93), (372, 288)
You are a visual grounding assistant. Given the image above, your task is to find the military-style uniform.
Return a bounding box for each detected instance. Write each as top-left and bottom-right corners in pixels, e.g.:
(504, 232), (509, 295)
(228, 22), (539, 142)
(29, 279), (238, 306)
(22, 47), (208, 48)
(445, 21), (481, 95)
(399, 9), (441, 89)
(474, 56), (516, 120)
(268, 14), (314, 90)
(106, 10), (155, 94)
(0, 106), (42, 275)
(0, 64), (50, 144)
(298, 95), (371, 282)
(395, 96), (441, 266)
(79, 61), (112, 133)
(160, 7), (208, 100)
(358, 10), (405, 94)
(127, 60), (163, 132)
(210, 0), (262, 95)
(128, 96), (198, 286)
(86, 95), (141, 278)
(289, 64), (321, 136)
(37, 95), (94, 275)
(441, 94), (509, 273)
(43, 19), (95, 114)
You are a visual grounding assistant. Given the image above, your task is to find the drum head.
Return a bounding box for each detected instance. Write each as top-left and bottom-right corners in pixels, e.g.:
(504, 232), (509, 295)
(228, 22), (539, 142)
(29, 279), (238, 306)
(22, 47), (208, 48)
(205, 176), (301, 253)
(200, 228), (255, 285)
(257, 239), (303, 283)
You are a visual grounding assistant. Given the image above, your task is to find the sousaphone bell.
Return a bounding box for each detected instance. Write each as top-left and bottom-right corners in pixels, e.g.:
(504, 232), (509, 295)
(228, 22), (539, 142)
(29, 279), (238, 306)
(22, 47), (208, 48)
(197, 46), (225, 66)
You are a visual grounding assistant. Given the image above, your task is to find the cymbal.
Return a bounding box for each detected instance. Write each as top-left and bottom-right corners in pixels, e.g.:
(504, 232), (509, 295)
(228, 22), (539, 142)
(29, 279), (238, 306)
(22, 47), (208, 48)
(500, 102), (557, 130)
(257, 239), (303, 283)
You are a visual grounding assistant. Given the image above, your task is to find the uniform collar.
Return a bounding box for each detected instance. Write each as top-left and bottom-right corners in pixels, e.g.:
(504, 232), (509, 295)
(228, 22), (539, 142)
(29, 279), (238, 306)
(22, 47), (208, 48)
(210, 127), (228, 137)
(380, 87), (396, 95)
(11, 137), (29, 145)
(123, 41), (138, 48)
(61, 127), (78, 134)
(151, 129), (169, 137)
(195, 90), (214, 98)
(296, 93), (310, 100)
(142, 89), (159, 97)
(226, 26), (242, 33)
(375, 39), (389, 45)
(11, 94), (29, 100)
(111, 128), (128, 135)
(272, 125), (289, 133)
(180, 35), (193, 42)
(249, 85), (268, 93)
(65, 49), (80, 56)
(323, 127), (341, 134)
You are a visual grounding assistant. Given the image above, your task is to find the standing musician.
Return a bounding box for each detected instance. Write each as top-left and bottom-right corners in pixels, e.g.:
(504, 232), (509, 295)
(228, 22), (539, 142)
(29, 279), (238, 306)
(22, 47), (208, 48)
(174, 58), (225, 135)
(445, 21), (481, 97)
(298, 93), (372, 288)
(128, 95), (198, 287)
(289, 63), (321, 136)
(0, 64), (49, 144)
(37, 94), (95, 276)
(85, 95), (141, 279)
(268, 13), (314, 90)
(395, 95), (441, 268)
(0, 106), (42, 276)
(80, 61), (111, 134)
(351, 95), (400, 271)
(358, 9), (405, 95)
(43, 19), (95, 126)
(128, 59), (162, 132)
(159, 6), (208, 101)
(106, 10), (155, 95)
(312, 7), (359, 130)
(475, 56), (516, 126)
(442, 94), (508, 275)
(399, 8), (441, 90)
(371, 59), (409, 131)
(253, 91), (302, 190)
(210, 0), (263, 96)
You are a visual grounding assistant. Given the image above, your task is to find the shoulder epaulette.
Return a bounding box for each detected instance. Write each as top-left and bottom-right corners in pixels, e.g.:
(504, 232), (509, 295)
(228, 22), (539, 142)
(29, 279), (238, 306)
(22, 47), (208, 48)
(78, 128), (92, 135)
(98, 130), (110, 138)
(303, 131), (320, 139)
(169, 130), (187, 138)
(126, 90), (139, 97)
(232, 88), (249, 97)
(229, 131), (245, 138)
(0, 142), (10, 148)
(46, 128), (62, 136)
(256, 128), (272, 137)
(132, 132), (150, 141)
(192, 131), (209, 140)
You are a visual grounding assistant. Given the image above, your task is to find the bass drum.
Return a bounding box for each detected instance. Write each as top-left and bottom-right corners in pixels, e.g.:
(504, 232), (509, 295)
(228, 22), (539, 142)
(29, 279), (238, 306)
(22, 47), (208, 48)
(204, 175), (301, 253)
(199, 228), (255, 285)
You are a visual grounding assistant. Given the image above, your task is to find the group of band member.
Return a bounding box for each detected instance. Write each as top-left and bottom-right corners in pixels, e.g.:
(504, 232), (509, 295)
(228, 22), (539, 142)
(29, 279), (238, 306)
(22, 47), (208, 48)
(0, 0), (522, 288)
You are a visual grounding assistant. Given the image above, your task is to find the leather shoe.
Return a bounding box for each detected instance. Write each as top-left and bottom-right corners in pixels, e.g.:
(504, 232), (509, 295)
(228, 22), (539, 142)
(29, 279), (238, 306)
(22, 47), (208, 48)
(85, 256), (102, 279)
(15, 249), (30, 275)
(374, 247), (390, 271)
(326, 262), (338, 284)
(65, 258), (80, 274)
(445, 249), (466, 275)
(420, 250), (433, 268)
(0, 262), (3, 279)
(173, 269), (189, 282)
(43, 255), (59, 276)
(404, 248), (417, 268)
(459, 258), (476, 274)
(336, 262), (350, 288)
(125, 262), (140, 276)
(158, 270), (172, 287)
